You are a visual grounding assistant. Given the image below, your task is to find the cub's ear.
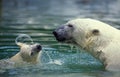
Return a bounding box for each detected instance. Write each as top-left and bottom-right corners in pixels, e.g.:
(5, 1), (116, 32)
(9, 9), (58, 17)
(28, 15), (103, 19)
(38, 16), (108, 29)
(16, 42), (24, 47)
(92, 29), (99, 35)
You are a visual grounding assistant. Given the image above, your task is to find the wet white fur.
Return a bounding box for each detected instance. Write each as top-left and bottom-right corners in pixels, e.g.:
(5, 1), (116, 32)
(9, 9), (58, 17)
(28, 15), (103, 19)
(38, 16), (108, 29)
(10, 42), (42, 65)
(66, 18), (120, 71)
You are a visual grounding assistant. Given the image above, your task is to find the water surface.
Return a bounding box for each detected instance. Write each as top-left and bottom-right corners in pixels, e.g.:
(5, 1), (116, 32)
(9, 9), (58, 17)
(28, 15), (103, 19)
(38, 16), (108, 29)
(1, 0), (120, 77)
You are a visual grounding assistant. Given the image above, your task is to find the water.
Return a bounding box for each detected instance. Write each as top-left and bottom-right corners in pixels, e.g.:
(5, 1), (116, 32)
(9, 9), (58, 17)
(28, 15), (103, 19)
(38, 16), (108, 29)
(1, 0), (120, 77)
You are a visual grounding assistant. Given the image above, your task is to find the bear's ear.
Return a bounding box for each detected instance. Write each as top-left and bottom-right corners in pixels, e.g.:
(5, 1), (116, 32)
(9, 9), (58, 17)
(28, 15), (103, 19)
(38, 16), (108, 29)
(92, 29), (99, 35)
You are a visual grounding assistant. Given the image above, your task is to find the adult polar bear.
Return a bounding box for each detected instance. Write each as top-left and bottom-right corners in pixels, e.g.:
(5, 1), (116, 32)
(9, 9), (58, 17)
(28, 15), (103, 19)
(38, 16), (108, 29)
(53, 18), (120, 71)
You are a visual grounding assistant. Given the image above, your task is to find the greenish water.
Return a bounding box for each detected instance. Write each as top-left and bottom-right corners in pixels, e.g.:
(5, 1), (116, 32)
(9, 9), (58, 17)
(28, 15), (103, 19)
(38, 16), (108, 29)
(1, 0), (120, 77)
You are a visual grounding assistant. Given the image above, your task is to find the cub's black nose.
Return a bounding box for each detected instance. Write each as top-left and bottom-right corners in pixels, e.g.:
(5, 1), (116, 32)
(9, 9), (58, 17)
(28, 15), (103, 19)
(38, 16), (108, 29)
(36, 44), (42, 50)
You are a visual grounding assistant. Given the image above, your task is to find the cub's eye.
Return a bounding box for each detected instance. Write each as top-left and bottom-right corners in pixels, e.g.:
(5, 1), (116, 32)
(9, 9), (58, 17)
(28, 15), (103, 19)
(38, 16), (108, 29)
(68, 24), (73, 27)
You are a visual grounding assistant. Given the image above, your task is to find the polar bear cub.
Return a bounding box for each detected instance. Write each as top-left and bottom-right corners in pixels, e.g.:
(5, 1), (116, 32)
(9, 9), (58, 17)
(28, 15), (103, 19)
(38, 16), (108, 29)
(10, 42), (42, 65)
(53, 18), (120, 71)
(0, 42), (42, 72)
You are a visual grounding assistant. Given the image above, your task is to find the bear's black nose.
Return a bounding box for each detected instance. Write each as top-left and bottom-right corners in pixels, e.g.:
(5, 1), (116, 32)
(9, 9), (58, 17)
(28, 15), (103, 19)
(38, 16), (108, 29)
(53, 31), (58, 38)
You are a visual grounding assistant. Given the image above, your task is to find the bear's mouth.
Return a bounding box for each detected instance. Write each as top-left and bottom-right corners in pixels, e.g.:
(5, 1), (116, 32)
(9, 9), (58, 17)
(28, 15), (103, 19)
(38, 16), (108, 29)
(65, 39), (78, 45)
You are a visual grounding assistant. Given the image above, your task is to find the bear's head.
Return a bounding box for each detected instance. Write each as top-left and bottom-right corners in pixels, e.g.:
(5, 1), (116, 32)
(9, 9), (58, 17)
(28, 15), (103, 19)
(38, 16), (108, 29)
(17, 42), (42, 63)
(53, 18), (117, 51)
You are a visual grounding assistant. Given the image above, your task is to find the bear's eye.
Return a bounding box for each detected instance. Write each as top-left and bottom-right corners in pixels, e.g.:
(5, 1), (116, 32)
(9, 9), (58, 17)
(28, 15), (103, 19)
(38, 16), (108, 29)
(68, 24), (73, 28)
(92, 29), (99, 35)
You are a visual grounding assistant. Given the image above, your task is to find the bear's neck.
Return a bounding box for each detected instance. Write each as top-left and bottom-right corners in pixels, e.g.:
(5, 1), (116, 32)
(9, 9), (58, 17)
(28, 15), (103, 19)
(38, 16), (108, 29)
(86, 48), (107, 66)
(77, 39), (111, 66)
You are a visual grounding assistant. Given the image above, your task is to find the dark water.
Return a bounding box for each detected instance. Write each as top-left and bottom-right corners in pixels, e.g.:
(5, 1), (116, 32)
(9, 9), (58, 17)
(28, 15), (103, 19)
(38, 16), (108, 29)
(1, 0), (120, 77)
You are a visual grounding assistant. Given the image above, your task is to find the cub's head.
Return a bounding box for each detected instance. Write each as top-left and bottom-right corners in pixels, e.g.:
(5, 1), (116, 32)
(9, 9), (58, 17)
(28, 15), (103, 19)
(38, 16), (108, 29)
(53, 18), (115, 50)
(17, 42), (42, 63)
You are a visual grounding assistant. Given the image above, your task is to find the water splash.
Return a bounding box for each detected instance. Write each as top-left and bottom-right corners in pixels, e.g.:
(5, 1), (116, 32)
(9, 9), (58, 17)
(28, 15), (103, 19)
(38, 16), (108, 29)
(15, 34), (34, 45)
(69, 45), (74, 52)
(48, 60), (63, 65)
(43, 49), (63, 65)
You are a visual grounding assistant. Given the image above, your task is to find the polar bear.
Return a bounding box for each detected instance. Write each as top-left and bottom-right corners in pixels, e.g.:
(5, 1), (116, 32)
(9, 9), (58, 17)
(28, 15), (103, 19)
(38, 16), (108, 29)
(53, 18), (120, 71)
(0, 42), (42, 72)
(10, 42), (42, 65)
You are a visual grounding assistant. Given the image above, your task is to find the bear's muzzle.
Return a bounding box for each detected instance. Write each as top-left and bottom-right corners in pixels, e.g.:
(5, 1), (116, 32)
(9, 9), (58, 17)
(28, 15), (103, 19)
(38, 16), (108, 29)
(53, 30), (66, 42)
